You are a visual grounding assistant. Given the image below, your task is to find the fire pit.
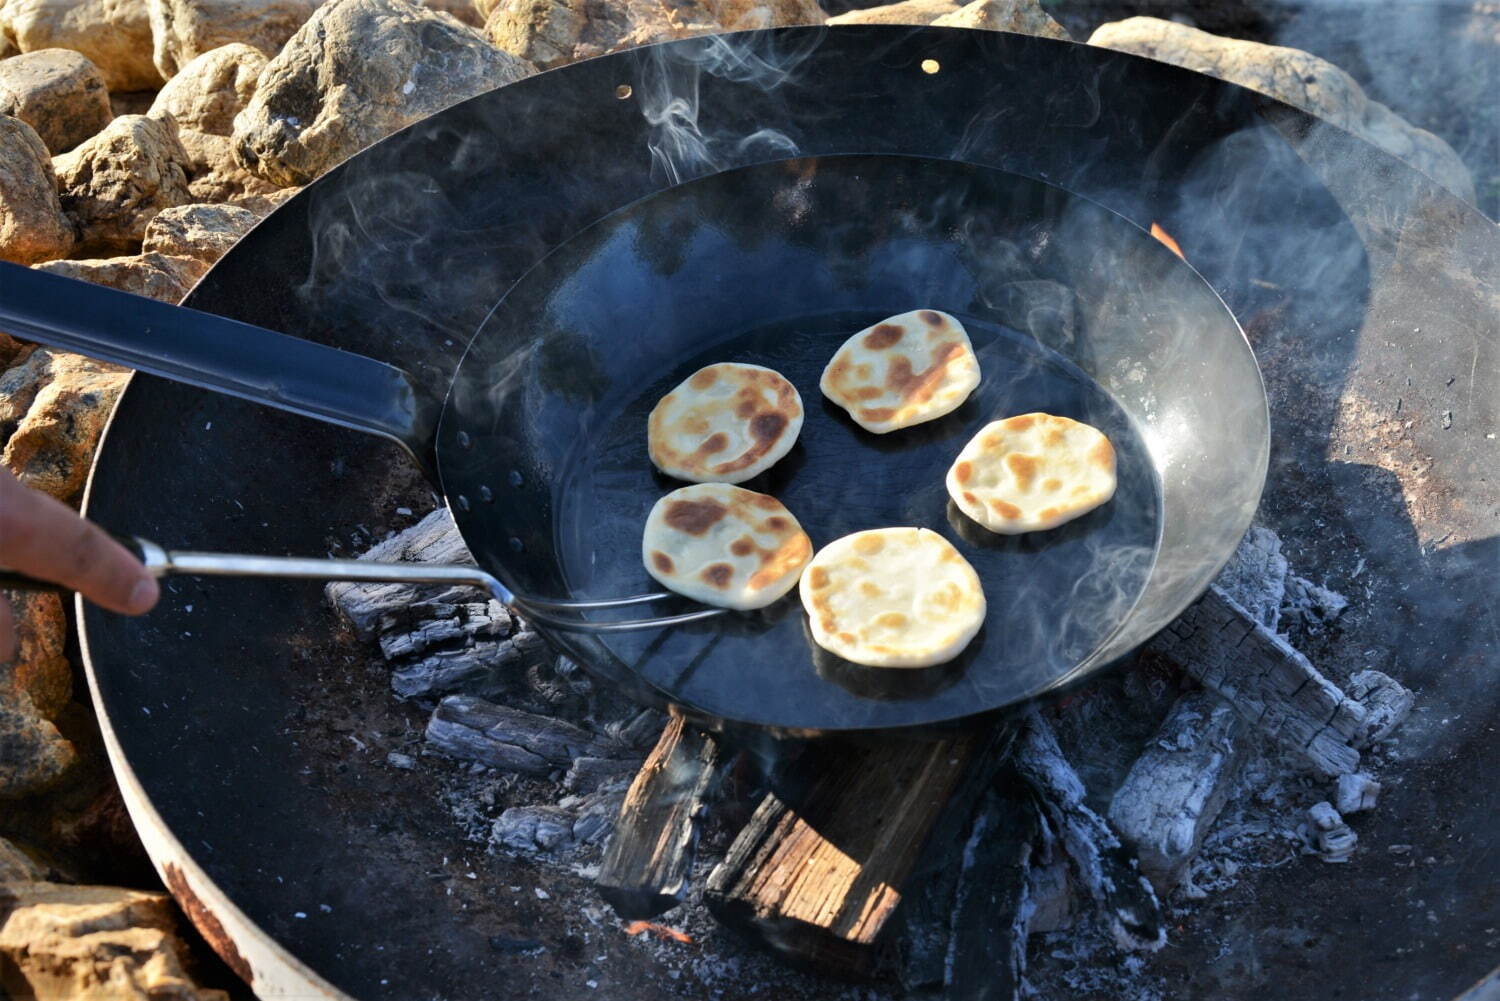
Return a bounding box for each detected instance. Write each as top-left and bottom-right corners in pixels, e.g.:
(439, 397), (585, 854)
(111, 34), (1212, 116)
(64, 24), (1499, 1001)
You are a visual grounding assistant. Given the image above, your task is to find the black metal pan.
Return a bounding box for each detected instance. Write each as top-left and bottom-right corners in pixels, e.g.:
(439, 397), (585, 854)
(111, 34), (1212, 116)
(0, 152), (1265, 735)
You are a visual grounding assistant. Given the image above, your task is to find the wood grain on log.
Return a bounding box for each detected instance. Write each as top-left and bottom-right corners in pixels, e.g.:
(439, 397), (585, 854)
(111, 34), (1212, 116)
(425, 694), (627, 776)
(1147, 587), (1364, 778)
(596, 711), (721, 919)
(705, 727), (1008, 978)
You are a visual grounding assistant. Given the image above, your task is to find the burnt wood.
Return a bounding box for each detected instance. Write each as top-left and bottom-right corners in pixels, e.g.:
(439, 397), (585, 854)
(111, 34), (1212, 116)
(1147, 587), (1366, 778)
(704, 727), (1011, 978)
(595, 710), (721, 920)
(424, 694), (628, 776)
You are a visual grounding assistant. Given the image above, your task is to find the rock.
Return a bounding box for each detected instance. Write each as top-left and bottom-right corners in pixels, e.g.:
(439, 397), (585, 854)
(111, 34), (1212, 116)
(0, 0), (163, 92)
(35, 252), (203, 301)
(147, 0), (322, 80)
(236, 0), (535, 186)
(0, 116), (74, 265)
(148, 43), (266, 135)
(142, 202), (257, 264)
(228, 184), (299, 215)
(0, 49), (112, 154)
(0, 881), (230, 1001)
(0, 838), (45, 883)
(177, 128), (284, 203)
(2, 592), (70, 720)
(1087, 17), (1475, 205)
(483, 0), (714, 70)
(0, 348), (130, 503)
(700, 0), (822, 30)
(931, 0), (1068, 36)
(53, 114), (194, 254)
(421, 0), (483, 25)
(826, 0), (959, 25)
(0, 690), (76, 799)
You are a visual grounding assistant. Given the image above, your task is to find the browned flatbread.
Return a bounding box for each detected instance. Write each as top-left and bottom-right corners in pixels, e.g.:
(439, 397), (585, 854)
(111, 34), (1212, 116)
(648, 363), (803, 483)
(820, 310), (981, 433)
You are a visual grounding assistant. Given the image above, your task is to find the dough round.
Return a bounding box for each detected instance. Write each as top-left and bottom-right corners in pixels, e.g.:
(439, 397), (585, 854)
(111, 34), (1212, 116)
(648, 363), (803, 483)
(799, 528), (985, 668)
(820, 310), (981, 433)
(643, 483), (813, 610)
(946, 413), (1116, 534)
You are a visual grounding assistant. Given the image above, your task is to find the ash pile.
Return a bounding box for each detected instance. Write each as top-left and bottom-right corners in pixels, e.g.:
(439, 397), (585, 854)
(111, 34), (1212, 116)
(329, 510), (1412, 999)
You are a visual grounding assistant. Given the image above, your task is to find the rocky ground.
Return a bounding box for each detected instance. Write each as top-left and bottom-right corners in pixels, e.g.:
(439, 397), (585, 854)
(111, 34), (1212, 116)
(0, 0), (1491, 998)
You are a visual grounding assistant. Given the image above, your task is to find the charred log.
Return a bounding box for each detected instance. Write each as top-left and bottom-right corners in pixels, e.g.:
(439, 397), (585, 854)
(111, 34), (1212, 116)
(704, 726), (1011, 978)
(1147, 587), (1366, 778)
(595, 711), (722, 920)
(1014, 712), (1165, 952)
(1107, 690), (1250, 894)
(424, 694), (628, 776)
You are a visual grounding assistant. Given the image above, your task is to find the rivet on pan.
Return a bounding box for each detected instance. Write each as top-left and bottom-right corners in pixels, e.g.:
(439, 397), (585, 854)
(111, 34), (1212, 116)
(456, 430), (472, 448)
(478, 485), (494, 502)
(456, 495), (471, 512)
(921, 58), (940, 75)
(508, 470), (524, 487)
(615, 84), (632, 100)
(508, 537), (524, 553)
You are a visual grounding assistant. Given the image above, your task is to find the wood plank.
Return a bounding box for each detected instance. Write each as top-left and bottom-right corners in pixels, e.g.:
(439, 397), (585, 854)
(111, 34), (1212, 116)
(595, 710), (721, 919)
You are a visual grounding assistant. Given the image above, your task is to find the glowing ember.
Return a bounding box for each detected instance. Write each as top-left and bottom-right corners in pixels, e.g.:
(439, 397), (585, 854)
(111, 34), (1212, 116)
(1149, 222), (1185, 260)
(623, 921), (693, 944)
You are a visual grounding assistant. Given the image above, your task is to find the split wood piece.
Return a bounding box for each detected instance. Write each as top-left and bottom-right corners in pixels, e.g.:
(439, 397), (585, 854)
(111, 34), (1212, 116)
(1147, 586), (1365, 779)
(944, 778), (1040, 1001)
(1107, 689), (1250, 894)
(705, 726), (1010, 979)
(425, 694), (629, 776)
(1015, 711), (1165, 952)
(325, 509), (480, 639)
(596, 711), (722, 919)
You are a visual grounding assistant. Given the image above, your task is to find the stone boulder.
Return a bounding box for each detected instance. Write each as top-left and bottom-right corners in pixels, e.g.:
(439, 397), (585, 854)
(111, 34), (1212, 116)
(53, 114), (194, 254)
(35, 251), (204, 299)
(0, 0), (163, 92)
(0, 690), (75, 799)
(701, 0), (822, 30)
(0, 49), (112, 154)
(3, 592), (69, 721)
(234, 0), (535, 187)
(0, 882), (231, 1001)
(0, 348), (130, 502)
(828, 0), (1065, 34)
(143, 202), (258, 264)
(1088, 17), (1475, 205)
(0, 838), (45, 883)
(0, 116), (74, 264)
(483, 0), (716, 71)
(148, 43), (266, 136)
(228, 184), (299, 215)
(148, 0), (323, 80)
(177, 129), (284, 202)
(422, 0), (482, 25)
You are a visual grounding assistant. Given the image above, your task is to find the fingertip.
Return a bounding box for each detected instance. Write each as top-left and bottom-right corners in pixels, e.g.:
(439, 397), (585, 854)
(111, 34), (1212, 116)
(124, 576), (160, 615)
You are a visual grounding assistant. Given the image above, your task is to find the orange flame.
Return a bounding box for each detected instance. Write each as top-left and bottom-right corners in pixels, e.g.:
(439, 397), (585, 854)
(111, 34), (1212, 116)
(623, 921), (693, 944)
(1150, 222), (1185, 260)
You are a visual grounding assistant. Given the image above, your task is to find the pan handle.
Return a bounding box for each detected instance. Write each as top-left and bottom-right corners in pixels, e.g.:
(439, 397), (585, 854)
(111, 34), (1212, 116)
(0, 261), (440, 478)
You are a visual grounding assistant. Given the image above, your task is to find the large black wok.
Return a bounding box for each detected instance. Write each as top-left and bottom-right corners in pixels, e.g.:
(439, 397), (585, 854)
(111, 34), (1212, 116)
(1, 151), (1263, 734)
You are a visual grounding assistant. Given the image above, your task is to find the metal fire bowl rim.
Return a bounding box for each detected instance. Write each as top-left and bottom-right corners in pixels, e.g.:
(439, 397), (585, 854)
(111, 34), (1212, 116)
(74, 24), (1500, 1001)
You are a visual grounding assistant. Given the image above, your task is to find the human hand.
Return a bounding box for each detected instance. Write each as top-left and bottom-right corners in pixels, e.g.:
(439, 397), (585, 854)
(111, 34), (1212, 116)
(0, 469), (159, 660)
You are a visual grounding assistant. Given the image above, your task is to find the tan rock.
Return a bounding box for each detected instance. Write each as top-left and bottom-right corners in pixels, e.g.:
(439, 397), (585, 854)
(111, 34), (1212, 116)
(826, 0), (956, 25)
(35, 252), (203, 302)
(148, 43), (266, 135)
(0, 689), (75, 799)
(0, 116), (74, 264)
(177, 128), (283, 202)
(0, 347), (131, 502)
(0, 882), (231, 1001)
(2, 592), (69, 720)
(930, 0), (1066, 36)
(143, 202), (257, 264)
(1088, 17), (1475, 205)
(0, 49), (112, 154)
(0, 0), (163, 92)
(700, 0), (821, 30)
(148, 0), (323, 79)
(421, 0), (483, 25)
(228, 184), (299, 215)
(235, 0), (535, 187)
(484, 0), (717, 71)
(53, 114), (194, 254)
(0, 838), (45, 883)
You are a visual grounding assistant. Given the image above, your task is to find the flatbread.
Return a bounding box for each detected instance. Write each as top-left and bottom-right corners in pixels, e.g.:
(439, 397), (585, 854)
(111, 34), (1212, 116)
(946, 413), (1116, 534)
(820, 310), (981, 433)
(799, 527), (985, 668)
(648, 363), (803, 483)
(642, 484), (813, 610)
